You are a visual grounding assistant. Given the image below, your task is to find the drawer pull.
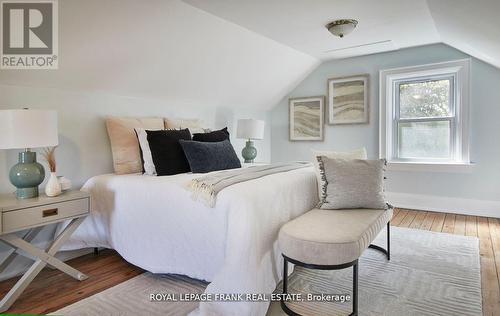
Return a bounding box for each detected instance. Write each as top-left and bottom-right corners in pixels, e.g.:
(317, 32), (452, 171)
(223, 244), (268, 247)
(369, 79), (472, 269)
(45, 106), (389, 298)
(42, 208), (58, 217)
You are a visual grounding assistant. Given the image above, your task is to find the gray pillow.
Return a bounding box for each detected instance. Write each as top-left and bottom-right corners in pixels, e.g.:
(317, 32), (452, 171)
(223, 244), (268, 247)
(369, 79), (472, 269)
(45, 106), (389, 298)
(317, 157), (387, 210)
(179, 139), (241, 173)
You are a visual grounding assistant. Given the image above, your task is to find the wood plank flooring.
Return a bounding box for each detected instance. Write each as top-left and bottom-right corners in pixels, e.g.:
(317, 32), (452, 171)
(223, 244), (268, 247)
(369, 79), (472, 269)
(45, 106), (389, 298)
(0, 209), (498, 315)
(0, 249), (144, 314)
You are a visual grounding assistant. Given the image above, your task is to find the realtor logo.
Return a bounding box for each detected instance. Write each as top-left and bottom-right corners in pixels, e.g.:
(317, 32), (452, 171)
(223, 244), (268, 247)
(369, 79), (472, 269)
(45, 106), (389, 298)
(1, 0), (58, 69)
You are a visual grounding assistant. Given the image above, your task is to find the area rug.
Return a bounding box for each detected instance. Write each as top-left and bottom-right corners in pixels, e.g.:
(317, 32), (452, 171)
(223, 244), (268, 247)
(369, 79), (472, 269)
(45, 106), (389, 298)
(53, 227), (482, 316)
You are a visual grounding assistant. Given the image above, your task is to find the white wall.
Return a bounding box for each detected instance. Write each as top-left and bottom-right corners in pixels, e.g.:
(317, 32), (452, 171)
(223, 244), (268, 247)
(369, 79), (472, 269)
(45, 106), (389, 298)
(0, 0), (315, 281)
(271, 44), (500, 217)
(0, 0), (323, 193)
(0, 84), (273, 281)
(0, 85), (272, 193)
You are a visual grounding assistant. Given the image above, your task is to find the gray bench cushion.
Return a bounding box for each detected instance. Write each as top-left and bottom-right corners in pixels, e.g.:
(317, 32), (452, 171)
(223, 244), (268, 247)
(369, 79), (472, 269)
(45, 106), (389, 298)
(278, 208), (393, 266)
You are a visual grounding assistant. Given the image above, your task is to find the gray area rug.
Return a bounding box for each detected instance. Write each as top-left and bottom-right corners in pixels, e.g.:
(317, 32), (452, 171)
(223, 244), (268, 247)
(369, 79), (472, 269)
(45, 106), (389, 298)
(54, 227), (482, 316)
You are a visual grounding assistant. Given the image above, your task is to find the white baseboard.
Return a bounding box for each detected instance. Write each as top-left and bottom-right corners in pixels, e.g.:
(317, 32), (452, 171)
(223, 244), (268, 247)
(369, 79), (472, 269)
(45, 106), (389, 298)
(386, 192), (500, 218)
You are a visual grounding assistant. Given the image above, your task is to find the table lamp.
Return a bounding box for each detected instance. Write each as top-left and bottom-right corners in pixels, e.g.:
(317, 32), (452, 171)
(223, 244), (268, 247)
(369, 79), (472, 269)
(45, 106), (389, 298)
(0, 109), (58, 199)
(236, 119), (265, 163)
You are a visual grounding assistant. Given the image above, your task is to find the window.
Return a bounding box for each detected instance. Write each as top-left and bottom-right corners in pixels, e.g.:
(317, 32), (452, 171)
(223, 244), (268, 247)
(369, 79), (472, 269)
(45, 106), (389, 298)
(380, 59), (471, 170)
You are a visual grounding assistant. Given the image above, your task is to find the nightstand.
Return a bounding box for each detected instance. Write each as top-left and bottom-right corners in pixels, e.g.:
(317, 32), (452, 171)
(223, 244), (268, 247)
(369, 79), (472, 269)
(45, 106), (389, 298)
(0, 190), (90, 312)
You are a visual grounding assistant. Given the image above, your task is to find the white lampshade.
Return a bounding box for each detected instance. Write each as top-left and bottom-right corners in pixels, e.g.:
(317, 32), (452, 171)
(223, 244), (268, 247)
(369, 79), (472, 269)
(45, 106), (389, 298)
(0, 109), (58, 149)
(236, 119), (265, 140)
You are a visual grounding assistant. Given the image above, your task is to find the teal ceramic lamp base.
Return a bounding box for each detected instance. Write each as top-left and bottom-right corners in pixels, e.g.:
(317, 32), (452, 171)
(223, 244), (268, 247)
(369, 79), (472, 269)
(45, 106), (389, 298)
(9, 150), (45, 199)
(242, 140), (257, 163)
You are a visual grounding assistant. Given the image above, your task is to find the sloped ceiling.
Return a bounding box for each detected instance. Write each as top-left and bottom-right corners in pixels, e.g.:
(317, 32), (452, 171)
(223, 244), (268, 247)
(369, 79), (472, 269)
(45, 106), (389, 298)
(427, 0), (500, 69)
(184, 0), (500, 68)
(1, 0), (498, 113)
(0, 0), (319, 110)
(183, 0), (440, 60)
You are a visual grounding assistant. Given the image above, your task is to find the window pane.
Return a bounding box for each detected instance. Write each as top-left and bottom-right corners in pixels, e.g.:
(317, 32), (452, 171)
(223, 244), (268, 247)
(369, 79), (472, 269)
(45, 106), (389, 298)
(398, 121), (450, 159)
(399, 79), (451, 118)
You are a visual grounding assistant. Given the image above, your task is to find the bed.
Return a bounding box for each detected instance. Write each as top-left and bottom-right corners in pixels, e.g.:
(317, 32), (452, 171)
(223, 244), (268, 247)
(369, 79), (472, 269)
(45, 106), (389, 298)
(62, 166), (318, 316)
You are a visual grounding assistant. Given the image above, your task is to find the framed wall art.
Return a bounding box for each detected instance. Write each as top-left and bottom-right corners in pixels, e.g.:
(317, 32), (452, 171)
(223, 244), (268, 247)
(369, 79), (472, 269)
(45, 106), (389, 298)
(289, 96), (324, 141)
(327, 74), (369, 124)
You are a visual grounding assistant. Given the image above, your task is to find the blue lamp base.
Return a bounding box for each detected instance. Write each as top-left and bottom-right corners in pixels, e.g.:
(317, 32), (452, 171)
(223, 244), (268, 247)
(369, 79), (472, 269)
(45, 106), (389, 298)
(242, 140), (257, 163)
(9, 151), (45, 199)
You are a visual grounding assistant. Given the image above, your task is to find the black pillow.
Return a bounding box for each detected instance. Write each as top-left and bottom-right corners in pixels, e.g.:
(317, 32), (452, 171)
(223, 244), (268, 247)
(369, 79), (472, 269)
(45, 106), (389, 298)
(192, 127), (229, 142)
(146, 129), (192, 176)
(179, 140), (241, 173)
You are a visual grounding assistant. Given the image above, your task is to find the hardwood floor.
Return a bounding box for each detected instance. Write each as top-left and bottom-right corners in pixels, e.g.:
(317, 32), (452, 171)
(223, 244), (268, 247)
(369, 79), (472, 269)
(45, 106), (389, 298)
(0, 249), (144, 314)
(0, 209), (499, 315)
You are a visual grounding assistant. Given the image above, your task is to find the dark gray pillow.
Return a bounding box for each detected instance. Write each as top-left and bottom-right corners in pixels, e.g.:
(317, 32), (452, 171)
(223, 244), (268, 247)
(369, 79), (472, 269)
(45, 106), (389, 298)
(179, 140), (241, 173)
(192, 127), (229, 142)
(317, 157), (387, 209)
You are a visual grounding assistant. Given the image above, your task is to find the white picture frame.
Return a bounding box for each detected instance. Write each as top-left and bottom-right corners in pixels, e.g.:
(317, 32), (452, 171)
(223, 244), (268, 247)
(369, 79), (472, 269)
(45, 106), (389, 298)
(289, 96), (324, 141)
(327, 74), (369, 125)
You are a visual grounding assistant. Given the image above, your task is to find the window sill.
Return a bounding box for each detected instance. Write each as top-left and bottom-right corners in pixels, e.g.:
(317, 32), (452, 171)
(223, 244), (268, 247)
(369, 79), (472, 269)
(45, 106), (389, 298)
(386, 161), (475, 173)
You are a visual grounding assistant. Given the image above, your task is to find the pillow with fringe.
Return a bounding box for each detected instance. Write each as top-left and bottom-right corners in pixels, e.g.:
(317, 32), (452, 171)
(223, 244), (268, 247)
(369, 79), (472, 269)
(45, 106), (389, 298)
(311, 148), (367, 199)
(317, 157), (387, 210)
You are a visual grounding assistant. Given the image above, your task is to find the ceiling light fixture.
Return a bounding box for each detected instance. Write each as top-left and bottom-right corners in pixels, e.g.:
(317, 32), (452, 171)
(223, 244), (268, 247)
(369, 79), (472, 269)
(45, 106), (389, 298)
(326, 19), (358, 38)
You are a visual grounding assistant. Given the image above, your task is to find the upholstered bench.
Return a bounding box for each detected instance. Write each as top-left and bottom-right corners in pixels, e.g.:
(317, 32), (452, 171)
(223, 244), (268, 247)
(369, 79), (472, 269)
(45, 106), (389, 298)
(278, 207), (393, 316)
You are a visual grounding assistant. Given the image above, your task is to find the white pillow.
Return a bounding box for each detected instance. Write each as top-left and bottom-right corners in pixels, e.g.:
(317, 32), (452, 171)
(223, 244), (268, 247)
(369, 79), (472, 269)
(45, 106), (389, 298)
(135, 128), (162, 175)
(164, 118), (209, 134)
(311, 148), (367, 199)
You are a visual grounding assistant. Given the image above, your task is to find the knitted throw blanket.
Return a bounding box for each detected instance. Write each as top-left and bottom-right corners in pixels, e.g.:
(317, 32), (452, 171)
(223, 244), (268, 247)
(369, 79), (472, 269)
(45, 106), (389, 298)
(187, 162), (312, 207)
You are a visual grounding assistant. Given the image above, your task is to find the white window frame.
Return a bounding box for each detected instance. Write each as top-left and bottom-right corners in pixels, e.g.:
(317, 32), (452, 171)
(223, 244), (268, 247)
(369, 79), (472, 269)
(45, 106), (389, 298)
(379, 59), (472, 172)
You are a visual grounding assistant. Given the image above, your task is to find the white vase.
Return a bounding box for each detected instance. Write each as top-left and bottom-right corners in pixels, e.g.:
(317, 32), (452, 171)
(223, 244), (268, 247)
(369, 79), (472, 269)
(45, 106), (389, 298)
(45, 172), (62, 197)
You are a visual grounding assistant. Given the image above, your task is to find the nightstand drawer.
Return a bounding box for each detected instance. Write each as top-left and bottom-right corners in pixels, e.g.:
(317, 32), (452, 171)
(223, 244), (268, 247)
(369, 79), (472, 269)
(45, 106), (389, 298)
(2, 198), (89, 233)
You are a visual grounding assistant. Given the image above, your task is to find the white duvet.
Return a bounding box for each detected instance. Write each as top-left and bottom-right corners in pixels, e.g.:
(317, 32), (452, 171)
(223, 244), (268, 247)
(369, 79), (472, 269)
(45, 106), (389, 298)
(64, 166), (318, 316)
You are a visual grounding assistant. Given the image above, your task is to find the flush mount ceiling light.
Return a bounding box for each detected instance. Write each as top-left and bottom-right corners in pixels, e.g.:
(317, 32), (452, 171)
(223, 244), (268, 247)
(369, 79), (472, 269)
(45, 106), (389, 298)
(326, 19), (358, 38)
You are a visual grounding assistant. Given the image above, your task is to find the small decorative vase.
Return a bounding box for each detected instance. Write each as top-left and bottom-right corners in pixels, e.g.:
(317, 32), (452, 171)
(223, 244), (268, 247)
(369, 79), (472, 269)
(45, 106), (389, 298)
(45, 172), (62, 197)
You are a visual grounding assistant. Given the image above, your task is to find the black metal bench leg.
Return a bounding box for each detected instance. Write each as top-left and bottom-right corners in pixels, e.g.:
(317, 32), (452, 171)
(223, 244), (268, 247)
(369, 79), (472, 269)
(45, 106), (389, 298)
(387, 222), (391, 261)
(350, 261), (358, 316)
(280, 255), (360, 316)
(281, 256), (302, 316)
(368, 222), (391, 261)
(283, 256), (288, 294)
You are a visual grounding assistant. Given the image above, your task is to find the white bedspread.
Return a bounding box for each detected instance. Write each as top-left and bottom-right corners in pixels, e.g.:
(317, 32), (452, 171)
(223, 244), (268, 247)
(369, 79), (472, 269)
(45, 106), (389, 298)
(64, 166), (318, 316)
